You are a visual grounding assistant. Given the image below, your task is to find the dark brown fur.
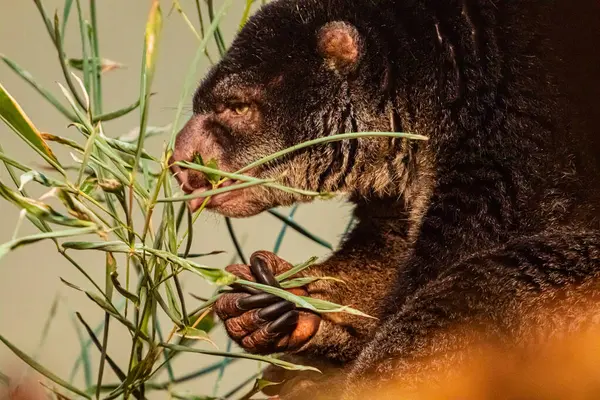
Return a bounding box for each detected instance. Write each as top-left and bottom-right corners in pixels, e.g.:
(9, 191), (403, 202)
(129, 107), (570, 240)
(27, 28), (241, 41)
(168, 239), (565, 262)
(170, 0), (600, 398)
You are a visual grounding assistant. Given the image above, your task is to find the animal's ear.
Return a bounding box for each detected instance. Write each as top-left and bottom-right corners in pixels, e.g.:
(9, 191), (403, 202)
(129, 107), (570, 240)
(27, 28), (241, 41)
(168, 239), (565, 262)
(317, 21), (362, 75)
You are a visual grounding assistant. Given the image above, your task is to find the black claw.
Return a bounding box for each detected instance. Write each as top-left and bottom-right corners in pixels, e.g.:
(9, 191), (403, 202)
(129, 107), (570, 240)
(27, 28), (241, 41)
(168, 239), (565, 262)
(267, 310), (299, 334)
(258, 300), (295, 320)
(229, 283), (262, 295)
(250, 256), (281, 288)
(238, 293), (280, 310)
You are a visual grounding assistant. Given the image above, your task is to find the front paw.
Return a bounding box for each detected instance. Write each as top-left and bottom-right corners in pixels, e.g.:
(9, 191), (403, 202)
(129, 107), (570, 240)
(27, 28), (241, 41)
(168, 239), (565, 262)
(215, 251), (321, 354)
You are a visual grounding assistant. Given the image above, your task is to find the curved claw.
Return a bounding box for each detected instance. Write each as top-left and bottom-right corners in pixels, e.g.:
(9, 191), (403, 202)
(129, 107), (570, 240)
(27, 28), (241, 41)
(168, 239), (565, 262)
(267, 310), (299, 334)
(238, 293), (282, 310)
(250, 254), (282, 287)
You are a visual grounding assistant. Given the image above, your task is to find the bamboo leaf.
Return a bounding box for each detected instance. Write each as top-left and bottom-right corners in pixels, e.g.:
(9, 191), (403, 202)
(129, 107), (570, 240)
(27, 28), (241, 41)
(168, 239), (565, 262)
(132, 0), (162, 182)
(268, 210), (333, 250)
(41, 133), (84, 151)
(110, 272), (140, 304)
(117, 123), (170, 142)
(300, 297), (376, 319)
(236, 131), (429, 174)
(68, 57), (125, 73)
(158, 180), (271, 203)
(69, 313), (92, 388)
(62, 241), (131, 252)
(19, 170), (66, 191)
(92, 99), (143, 122)
(160, 343), (320, 372)
(0, 333), (91, 399)
(276, 256), (318, 282)
(279, 276), (345, 289)
(0, 83), (63, 172)
(174, 326), (213, 343)
(168, 0), (234, 149)
(61, 0), (74, 38)
(0, 55), (77, 120)
(75, 312), (127, 382)
(0, 227), (97, 261)
(235, 280), (315, 310)
(0, 180), (96, 228)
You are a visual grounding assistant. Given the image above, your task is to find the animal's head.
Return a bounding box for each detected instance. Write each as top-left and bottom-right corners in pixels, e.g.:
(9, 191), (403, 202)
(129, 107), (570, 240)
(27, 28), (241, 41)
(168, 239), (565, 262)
(170, 1), (420, 218)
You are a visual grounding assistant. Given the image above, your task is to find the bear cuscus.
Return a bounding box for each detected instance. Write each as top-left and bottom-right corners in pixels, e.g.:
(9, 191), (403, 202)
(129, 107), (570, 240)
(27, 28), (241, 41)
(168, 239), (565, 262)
(170, 0), (600, 398)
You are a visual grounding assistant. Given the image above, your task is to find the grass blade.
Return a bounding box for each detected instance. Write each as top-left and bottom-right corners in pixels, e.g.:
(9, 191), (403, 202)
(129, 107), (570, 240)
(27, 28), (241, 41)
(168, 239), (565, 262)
(275, 256), (318, 281)
(235, 280), (314, 310)
(225, 218), (247, 265)
(92, 99), (142, 122)
(279, 276), (344, 288)
(168, 0), (234, 149)
(0, 83), (63, 173)
(75, 313), (127, 382)
(69, 313), (93, 388)
(268, 209), (333, 250)
(0, 227), (97, 261)
(236, 131), (428, 174)
(132, 0), (162, 184)
(160, 343), (320, 372)
(273, 205), (298, 254)
(0, 333), (91, 399)
(0, 55), (77, 120)
(61, 0), (74, 39)
(158, 180), (271, 203)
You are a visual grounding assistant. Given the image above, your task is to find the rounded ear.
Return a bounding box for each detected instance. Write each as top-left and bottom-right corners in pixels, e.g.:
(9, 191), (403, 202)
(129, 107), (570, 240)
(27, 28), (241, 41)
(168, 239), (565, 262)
(317, 21), (362, 75)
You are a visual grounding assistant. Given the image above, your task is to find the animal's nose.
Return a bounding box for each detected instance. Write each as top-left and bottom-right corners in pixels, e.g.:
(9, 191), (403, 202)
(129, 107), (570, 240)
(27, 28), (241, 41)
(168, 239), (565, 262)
(169, 115), (214, 193)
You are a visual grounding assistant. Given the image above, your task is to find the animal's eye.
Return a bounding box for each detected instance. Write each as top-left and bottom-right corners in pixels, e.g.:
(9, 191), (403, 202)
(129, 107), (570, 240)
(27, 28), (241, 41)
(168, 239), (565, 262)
(233, 104), (250, 115)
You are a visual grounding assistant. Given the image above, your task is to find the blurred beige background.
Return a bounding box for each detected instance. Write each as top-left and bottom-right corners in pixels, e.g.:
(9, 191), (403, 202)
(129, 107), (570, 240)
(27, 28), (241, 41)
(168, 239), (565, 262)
(0, 1), (352, 398)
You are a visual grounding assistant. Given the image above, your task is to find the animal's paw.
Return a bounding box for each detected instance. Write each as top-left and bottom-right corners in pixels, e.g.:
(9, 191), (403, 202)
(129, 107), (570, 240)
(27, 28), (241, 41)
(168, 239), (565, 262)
(215, 251), (321, 354)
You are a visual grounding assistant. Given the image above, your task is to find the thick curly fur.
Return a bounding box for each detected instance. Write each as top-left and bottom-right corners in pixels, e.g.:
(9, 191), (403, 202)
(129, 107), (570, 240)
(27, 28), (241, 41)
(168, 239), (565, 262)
(170, 0), (600, 398)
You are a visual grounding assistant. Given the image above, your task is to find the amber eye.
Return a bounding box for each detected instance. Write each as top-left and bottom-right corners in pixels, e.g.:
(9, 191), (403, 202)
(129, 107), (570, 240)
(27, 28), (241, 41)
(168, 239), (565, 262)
(233, 104), (250, 115)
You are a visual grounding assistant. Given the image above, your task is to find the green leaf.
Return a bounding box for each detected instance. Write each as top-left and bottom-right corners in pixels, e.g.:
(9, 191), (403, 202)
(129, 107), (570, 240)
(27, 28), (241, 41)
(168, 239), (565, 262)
(41, 133), (84, 152)
(235, 280), (315, 310)
(69, 314), (92, 388)
(236, 131), (429, 174)
(0, 55), (77, 120)
(0, 333), (91, 399)
(68, 57), (125, 73)
(142, 247), (236, 286)
(193, 154), (221, 184)
(62, 241), (131, 252)
(85, 292), (144, 338)
(276, 256), (319, 281)
(132, 0), (163, 183)
(61, 0), (74, 38)
(158, 180), (272, 203)
(0, 180), (96, 228)
(174, 326), (213, 342)
(102, 136), (156, 161)
(300, 297), (376, 319)
(168, 0), (234, 149)
(0, 83), (63, 172)
(92, 99), (143, 122)
(117, 123), (170, 142)
(279, 276), (345, 289)
(75, 312), (128, 382)
(19, 170), (66, 191)
(160, 343), (320, 372)
(110, 272), (140, 304)
(268, 210), (333, 250)
(0, 227), (97, 261)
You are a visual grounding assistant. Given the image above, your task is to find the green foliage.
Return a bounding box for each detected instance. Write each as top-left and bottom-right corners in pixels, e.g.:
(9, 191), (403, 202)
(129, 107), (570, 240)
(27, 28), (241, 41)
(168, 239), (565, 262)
(0, 1), (427, 399)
